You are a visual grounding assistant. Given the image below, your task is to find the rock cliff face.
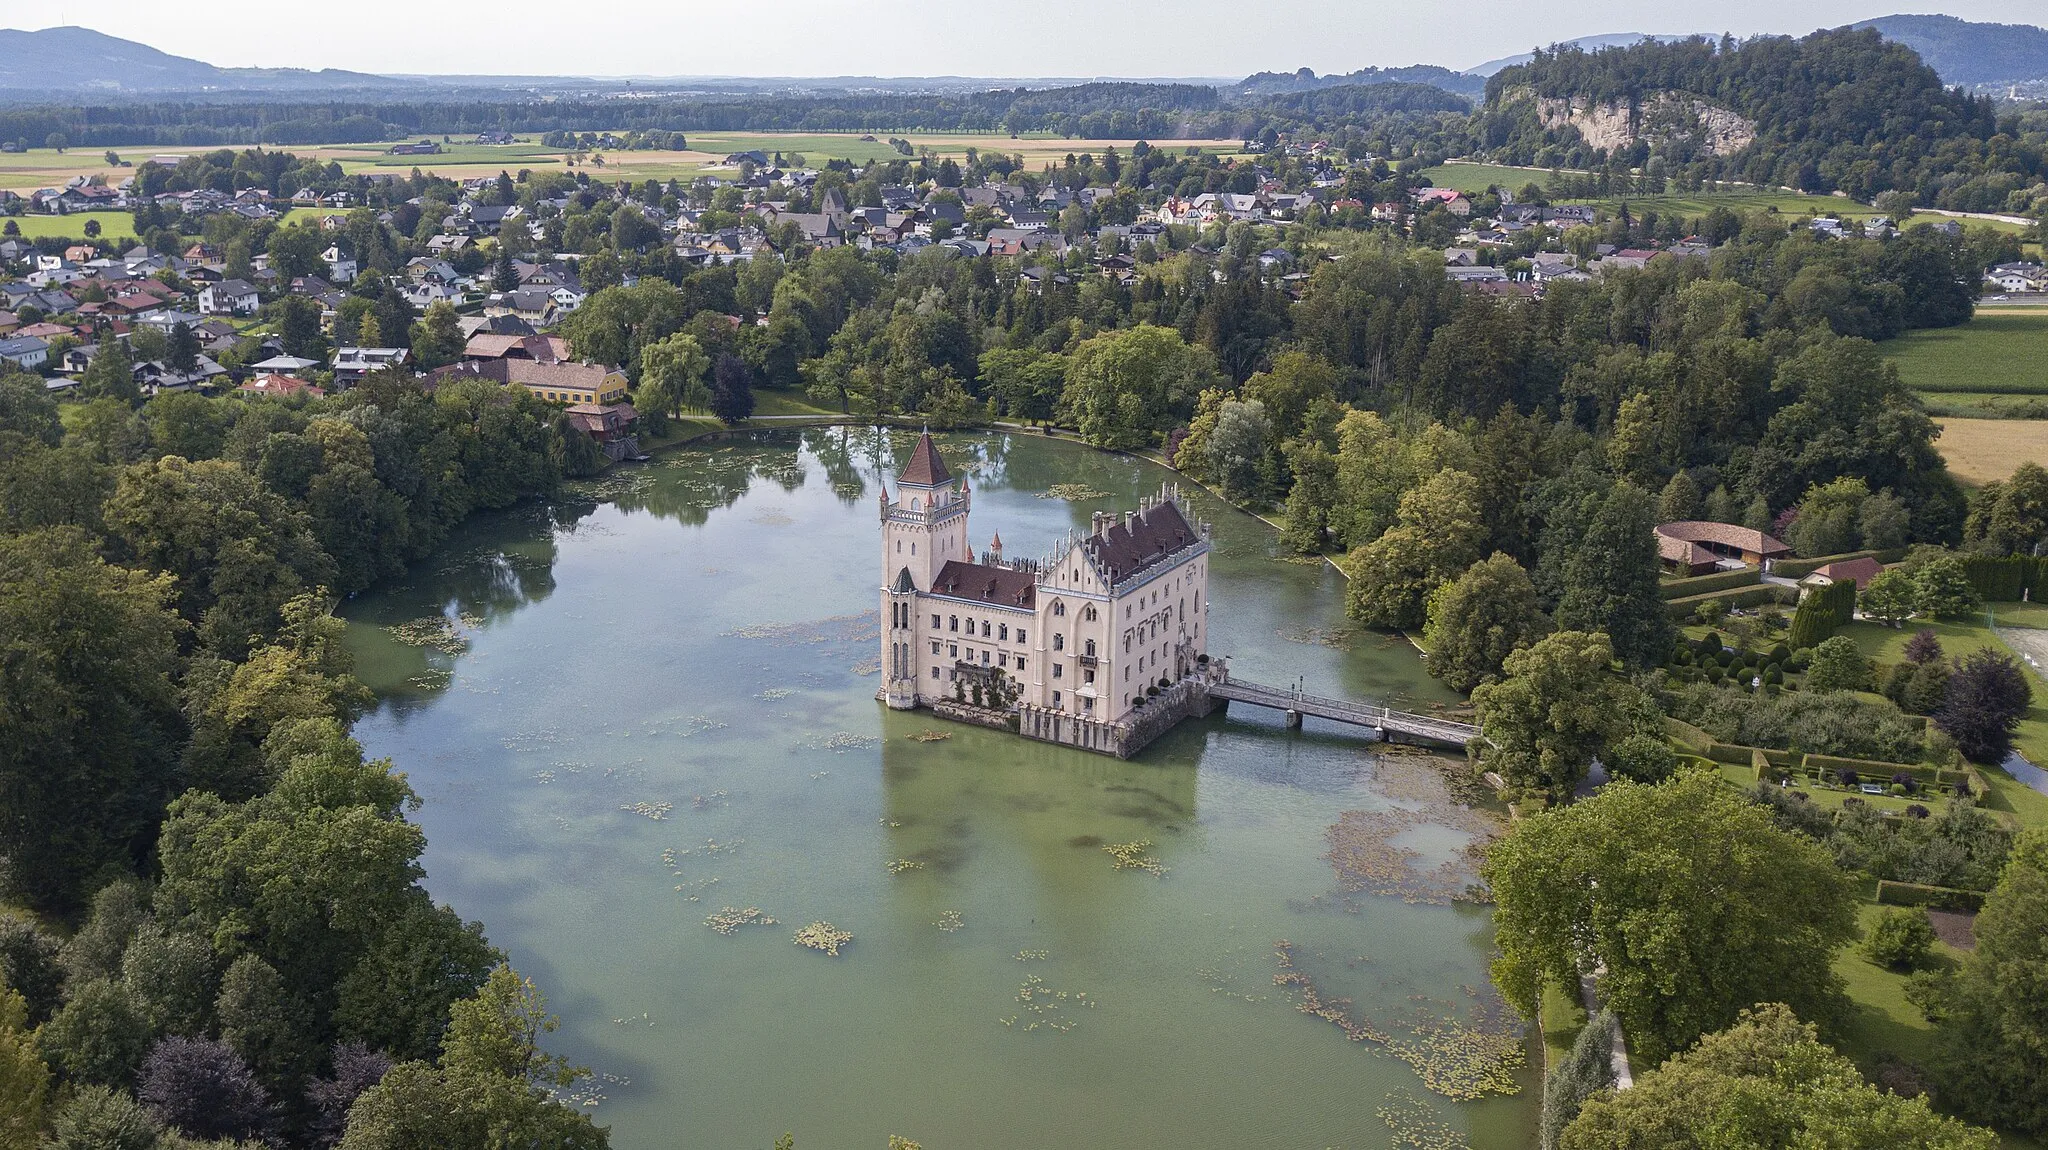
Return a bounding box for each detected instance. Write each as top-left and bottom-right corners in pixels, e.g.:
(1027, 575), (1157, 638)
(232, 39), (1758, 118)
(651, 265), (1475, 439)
(1532, 92), (1757, 156)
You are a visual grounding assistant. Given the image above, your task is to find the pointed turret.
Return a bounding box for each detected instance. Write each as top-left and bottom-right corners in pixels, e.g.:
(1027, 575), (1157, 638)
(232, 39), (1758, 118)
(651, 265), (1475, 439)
(990, 530), (1003, 564)
(898, 432), (951, 488)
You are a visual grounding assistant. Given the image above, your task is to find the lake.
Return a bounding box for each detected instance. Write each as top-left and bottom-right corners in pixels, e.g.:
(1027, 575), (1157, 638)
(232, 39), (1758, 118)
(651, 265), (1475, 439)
(342, 428), (1539, 1149)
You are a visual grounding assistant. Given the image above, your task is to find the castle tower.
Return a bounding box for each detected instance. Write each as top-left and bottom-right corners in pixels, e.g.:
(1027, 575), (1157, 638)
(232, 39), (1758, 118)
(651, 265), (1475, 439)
(881, 432), (968, 710)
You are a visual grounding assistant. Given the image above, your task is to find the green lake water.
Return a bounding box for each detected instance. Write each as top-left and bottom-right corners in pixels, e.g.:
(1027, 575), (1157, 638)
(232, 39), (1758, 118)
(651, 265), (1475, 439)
(342, 429), (1541, 1150)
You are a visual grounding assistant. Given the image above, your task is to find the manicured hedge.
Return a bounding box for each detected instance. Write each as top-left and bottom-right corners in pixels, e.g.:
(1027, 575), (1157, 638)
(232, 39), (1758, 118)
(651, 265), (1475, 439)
(1771, 547), (1907, 579)
(1666, 584), (1796, 619)
(1660, 568), (1763, 601)
(1876, 880), (1986, 912)
(1664, 716), (1715, 754)
(1801, 753), (1960, 788)
(1962, 554), (2046, 603)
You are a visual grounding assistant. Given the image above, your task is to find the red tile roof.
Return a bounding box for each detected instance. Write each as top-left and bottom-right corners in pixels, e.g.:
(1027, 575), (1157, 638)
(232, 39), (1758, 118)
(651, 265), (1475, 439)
(898, 432), (951, 487)
(1808, 557), (1886, 589)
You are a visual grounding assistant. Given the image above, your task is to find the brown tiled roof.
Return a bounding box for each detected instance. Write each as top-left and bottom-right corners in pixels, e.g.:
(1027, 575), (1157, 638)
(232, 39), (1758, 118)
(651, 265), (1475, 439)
(1658, 534), (1715, 568)
(898, 432), (951, 487)
(1084, 500), (1201, 584)
(1809, 557), (1886, 588)
(931, 560), (1036, 608)
(1655, 521), (1791, 558)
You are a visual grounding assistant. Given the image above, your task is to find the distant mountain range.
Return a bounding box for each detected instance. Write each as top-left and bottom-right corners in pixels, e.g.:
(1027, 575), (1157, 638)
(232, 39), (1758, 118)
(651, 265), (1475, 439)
(3, 17), (2046, 103)
(1853, 14), (2048, 87)
(0, 26), (413, 93)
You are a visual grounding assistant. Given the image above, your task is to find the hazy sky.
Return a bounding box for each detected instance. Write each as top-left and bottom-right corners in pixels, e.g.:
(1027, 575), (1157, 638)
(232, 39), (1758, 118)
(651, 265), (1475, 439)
(19, 0), (2048, 77)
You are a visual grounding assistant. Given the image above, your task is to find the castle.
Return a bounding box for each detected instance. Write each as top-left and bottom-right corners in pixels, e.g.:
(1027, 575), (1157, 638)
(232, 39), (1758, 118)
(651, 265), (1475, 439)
(879, 433), (1215, 744)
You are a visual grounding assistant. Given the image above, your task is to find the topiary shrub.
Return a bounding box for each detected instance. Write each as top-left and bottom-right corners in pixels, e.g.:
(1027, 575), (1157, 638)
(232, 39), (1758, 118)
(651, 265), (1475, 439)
(1836, 767), (1859, 787)
(1862, 906), (1937, 971)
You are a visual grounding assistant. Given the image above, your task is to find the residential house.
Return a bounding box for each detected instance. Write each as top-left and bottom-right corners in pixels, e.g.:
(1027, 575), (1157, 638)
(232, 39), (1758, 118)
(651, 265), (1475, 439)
(0, 336), (49, 371)
(1655, 521), (1792, 574)
(322, 246), (358, 283)
(199, 279), (260, 316)
(239, 373), (325, 399)
(248, 354), (323, 375)
(564, 403), (641, 461)
(484, 291), (559, 326)
(428, 358), (629, 406)
(1987, 263), (2048, 293)
(1799, 557), (1887, 595)
(464, 333), (571, 363)
(331, 347), (412, 387)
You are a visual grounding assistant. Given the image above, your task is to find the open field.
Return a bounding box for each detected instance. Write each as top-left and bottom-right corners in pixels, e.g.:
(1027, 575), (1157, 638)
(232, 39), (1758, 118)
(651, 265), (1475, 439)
(1, 210), (135, 242)
(0, 133), (1245, 194)
(1884, 311), (2048, 398)
(1932, 417), (2048, 484)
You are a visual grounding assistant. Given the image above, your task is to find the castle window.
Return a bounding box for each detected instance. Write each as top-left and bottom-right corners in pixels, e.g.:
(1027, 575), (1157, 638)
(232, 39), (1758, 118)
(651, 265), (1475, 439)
(1053, 634), (1064, 651)
(1084, 639), (1096, 657)
(1053, 664), (1063, 679)
(896, 541), (902, 552)
(981, 621), (991, 637)
(1053, 602), (1066, 617)
(999, 653), (1008, 667)
(931, 667), (939, 679)
(1053, 691), (1062, 708)
(932, 615), (941, 629)
(1017, 658), (1027, 673)
(949, 644), (958, 658)
(1084, 606), (1097, 621)
(931, 642), (940, 655)
(1083, 669), (1095, 684)
(1018, 629), (1027, 644)
(998, 624), (1008, 641)
(949, 616), (958, 632)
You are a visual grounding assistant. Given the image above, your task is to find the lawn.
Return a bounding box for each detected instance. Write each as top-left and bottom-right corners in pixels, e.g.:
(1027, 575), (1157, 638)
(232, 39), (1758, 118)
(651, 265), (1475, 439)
(1932, 418), (2048, 485)
(749, 389), (841, 417)
(1, 210), (135, 243)
(1831, 902), (1957, 1072)
(1882, 310), (2048, 397)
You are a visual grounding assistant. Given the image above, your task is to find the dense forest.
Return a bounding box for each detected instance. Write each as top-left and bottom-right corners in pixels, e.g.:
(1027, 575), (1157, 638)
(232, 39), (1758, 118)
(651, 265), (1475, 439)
(1475, 28), (2048, 210)
(0, 367), (610, 1144)
(0, 81), (1469, 150)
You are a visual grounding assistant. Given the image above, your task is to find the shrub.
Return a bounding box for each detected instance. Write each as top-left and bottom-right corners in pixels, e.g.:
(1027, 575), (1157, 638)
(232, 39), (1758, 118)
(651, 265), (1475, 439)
(1863, 906), (1937, 971)
(1539, 1009), (1617, 1150)
(1806, 635), (1872, 692)
(1907, 804), (1931, 818)
(1892, 772), (1918, 794)
(1838, 767), (1859, 787)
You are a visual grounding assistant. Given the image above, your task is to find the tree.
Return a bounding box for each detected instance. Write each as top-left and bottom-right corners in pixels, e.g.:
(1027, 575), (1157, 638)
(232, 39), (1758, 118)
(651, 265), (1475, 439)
(36, 979), (153, 1088)
(1935, 648), (2032, 763)
(709, 353), (755, 424)
(1423, 553), (1550, 693)
(1279, 441), (1337, 554)
(1914, 554), (1981, 621)
(1205, 398), (1275, 503)
(165, 323), (201, 376)
(1560, 1004), (1994, 1150)
(273, 294), (329, 362)
(0, 917), (64, 1025)
(1470, 631), (1635, 804)
(638, 332), (712, 417)
(1786, 477), (1869, 557)
(1863, 906), (1937, 970)
(408, 301), (465, 370)
(338, 966), (605, 1150)
(1344, 469), (1485, 629)
(0, 374), (61, 445)
(42, 1086), (161, 1150)
(0, 529), (183, 914)
(1556, 483), (1670, 670)
(1861, 568), (1918, 626)
(1804, 634), (1872, 692)
(1656, 472), (1700, 523)
(1540, 1010), (1615, 1150)
(1916, 828), (2048, 1135)
(104, 455), (334, 656)
(120, 923), (217, 1037)
(1060, 324), (1217, 451)
(266, 225), (326, 280)
(79, 339), (139, 403)
(215, 953), (316, 1089)
(0, 986), (46, 1149)
(1484, 770), (1858, 1064)
(136, 1036), (272, 1141)
(309, 1042), (392, 1147)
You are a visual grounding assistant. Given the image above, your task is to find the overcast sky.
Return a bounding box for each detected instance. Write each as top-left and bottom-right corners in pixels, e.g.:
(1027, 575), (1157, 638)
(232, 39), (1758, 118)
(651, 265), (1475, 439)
(18, 0), (2048, 78)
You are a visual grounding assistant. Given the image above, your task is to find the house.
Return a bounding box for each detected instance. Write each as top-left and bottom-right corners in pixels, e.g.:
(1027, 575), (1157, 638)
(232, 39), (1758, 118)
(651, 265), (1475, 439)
(199, 279), (260, 316)
(1412, 187), (1471, 216)
(135, 356), (228, 394)
(322, 246), (358, 283)
(428, 357), (629, 406)
(463, 333), (571, 363)
(0, 336), (49, 372)
(1800, 557), (1887, 594)
(564, 402), (641, 461)
(1986, 263), (2048, 294)
(238, 373), (324, 399)
(248, 354), (323, 375)
(331, 347), (412, 387)
(483, 291), (559, 326)
(1655, 521), (1792, 575)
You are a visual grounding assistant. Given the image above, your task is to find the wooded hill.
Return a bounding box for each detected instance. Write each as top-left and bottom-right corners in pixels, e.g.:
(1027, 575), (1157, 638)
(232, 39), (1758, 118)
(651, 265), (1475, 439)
(1474, 28), (2041, 204)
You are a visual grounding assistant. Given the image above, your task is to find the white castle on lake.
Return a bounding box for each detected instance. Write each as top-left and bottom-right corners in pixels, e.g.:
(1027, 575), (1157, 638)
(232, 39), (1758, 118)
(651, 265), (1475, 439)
(879, 433), (1213, 730)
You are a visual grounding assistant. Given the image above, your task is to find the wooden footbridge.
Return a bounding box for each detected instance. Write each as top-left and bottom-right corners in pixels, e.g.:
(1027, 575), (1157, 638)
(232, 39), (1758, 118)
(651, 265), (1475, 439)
(1209, 676), (1483, 749)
